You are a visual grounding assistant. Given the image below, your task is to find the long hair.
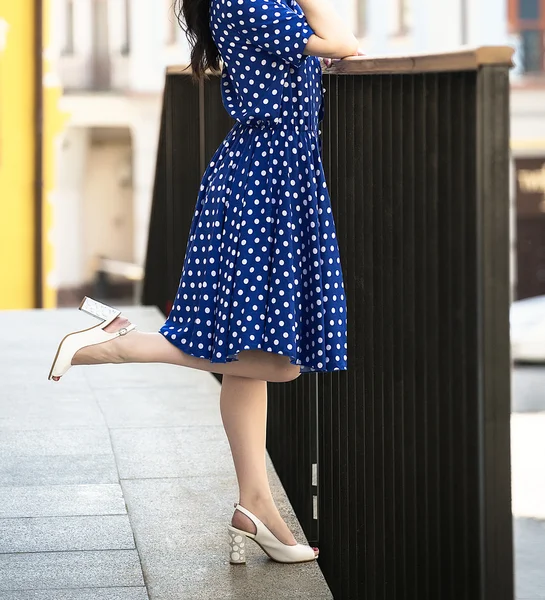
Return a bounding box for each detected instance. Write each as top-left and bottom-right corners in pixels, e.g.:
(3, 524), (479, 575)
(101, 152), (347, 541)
(174, 0), (221, 81)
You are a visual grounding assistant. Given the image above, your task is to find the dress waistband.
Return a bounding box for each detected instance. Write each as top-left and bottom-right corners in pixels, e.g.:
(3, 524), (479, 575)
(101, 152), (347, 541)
(238, 120), (319, 135)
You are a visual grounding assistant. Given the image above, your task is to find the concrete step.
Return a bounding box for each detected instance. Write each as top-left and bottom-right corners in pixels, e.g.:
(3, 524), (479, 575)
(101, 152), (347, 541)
(0, 306), (332, 600)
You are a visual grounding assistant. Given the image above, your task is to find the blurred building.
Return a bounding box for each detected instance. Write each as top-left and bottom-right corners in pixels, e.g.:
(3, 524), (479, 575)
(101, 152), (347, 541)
(349, 0), (545, 300)
(0, 0), (64, 310)
(508, 0), (545, 300)
(50, 0), (190, 305)
(49, 0), (545, 304)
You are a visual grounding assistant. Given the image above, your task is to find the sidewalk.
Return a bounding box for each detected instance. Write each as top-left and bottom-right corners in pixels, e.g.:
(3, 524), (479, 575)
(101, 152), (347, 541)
(512, 366), (545, 600)
(0, 307), (332, 600)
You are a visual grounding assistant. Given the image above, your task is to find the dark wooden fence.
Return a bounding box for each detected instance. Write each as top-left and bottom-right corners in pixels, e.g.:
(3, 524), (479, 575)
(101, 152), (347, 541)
(143, 47), (515, 600)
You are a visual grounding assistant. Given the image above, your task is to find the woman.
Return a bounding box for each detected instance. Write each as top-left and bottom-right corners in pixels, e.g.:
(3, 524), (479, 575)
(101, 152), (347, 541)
(49, 0), (359, 564)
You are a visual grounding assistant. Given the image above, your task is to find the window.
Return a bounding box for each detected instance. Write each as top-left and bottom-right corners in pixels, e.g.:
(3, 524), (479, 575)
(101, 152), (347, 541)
(521, 30), (544, 72)
(120, 0), (130, 56)
(63, 0), (75, 55)
(356, 0), (366, 37)
(519, 0), (540, 19)
(166, 0), (179, 45)
(509, 0), (545, 73)
(396, 0), (411, 35)
(0, 18), (8, 53)
(388, 0), (411, 36)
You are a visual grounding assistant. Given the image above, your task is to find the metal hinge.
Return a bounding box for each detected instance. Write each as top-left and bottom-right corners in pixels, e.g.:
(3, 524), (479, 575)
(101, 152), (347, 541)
(312, 463), (318, 520)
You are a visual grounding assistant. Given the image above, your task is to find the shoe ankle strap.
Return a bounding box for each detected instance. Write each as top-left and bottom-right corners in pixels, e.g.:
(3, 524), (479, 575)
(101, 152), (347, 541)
(233, 503), (262, 529)
(117, 323), (136, 336)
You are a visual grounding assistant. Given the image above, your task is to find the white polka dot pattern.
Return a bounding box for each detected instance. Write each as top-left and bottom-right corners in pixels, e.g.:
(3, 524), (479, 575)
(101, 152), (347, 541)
(159, 0), (348, 373)
(229, 529), (247, 564)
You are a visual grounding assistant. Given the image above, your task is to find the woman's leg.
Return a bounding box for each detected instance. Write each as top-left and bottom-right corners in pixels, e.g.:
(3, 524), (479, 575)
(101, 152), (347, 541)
(71, 316), (301, 383)
(71, 318), (316, 551)
(220, 374), (310, 548)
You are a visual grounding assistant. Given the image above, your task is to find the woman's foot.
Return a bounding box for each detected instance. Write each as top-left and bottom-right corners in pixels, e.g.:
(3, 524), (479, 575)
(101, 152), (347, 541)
(231, 498), (318, 556)
(71, 316), (133, 366)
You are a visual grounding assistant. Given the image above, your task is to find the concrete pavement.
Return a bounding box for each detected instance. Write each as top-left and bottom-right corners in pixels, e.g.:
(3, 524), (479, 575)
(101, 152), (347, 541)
(0, 305), (544, 599)
(512, 366), (545, 600)
(0, 307), (332, 600)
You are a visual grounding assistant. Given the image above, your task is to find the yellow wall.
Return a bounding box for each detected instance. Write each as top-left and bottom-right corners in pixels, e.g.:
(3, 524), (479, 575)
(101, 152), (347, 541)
(43, 0), (66, 309)
(0, 1), (35, 309)
(0, 0), (64, 309)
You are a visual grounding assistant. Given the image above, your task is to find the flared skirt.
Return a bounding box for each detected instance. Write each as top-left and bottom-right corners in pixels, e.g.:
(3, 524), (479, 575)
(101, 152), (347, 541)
(159, 121), (348, 373)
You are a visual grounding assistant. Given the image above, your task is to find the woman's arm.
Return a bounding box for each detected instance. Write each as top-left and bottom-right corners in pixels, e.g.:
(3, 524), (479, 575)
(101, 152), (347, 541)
(298, 0), (359, 59)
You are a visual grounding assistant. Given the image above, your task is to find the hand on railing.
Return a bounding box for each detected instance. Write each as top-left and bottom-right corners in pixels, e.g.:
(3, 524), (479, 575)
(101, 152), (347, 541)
(323, 48), (365, 68)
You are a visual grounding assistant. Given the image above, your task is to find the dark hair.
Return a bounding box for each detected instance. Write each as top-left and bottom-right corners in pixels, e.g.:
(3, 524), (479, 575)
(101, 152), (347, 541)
(174, 0), (221, 81)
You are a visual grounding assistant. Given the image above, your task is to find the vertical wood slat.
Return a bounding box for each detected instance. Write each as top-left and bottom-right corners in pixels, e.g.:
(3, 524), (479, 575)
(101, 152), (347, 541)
(353, 72), (367, 600)
(143, 61), (513, 600)
(165, 76), (201, 297)
(391, 73), (406, 600)
(437, 73), (454, 600)
(361, 75), (376, 600)
(381, 74), (395, 600)
(477, 66), (513, 600)
(372, 75), (385, 600)
(425, 72), (442, 600)
(449, 73), (468, 600)
(401, 74), (417, 600)
(337, 74), (351, 600)
(142, 82), (168, 312)
(143, 75), (234, 313)
(345, 75), (358, 600)
(412, 73), (428, 600)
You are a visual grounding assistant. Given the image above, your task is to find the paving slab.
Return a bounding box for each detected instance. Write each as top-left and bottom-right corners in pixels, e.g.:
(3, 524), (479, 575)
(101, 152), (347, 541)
(512, 367), (545, 414)
(0, 454), (118, 486)
(85, 361), (221, 394)
(95, 388), (222, 428)
(0, 515), (134, 553)
(0, 589), (149, 600)
(512, 413), (545, 520)
(516, 518), (545, 600)
(121, 477), (332, 599)
(111, 426), (232, 479)
(0, 393), (106, 431)
(121, 476), (238, 525)
(0, 550), (144, 591)
(0, 484), (126, 518)
(143, 539), (333, 600)
(0, 365), (88, 386)
(0, 429), (111, 457)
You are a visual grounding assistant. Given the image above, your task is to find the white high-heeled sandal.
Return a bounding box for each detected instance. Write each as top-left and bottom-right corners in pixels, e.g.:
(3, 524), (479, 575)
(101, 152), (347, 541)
(48, 297), (136, 382)
(228, 503), (318, 564)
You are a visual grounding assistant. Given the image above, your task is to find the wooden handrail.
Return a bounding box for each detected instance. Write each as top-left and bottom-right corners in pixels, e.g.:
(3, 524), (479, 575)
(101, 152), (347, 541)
(166, 46), (514, 77)
(325, 46), (515, 74)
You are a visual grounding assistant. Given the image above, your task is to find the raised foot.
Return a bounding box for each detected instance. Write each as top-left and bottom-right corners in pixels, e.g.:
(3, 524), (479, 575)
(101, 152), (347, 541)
(70, 315), (133, 367)
(49, 298), (137, 383)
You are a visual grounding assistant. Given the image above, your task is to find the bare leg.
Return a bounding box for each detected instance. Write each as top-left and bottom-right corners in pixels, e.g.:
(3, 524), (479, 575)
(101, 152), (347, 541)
(71, 316), (315, 552)
(220, 374), (318, 554)
(68, 317), (316, 554)
(71, 316), (301, 383)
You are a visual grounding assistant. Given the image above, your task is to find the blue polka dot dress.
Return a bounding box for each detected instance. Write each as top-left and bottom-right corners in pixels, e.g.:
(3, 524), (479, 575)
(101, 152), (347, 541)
(159, 0), (348, 373)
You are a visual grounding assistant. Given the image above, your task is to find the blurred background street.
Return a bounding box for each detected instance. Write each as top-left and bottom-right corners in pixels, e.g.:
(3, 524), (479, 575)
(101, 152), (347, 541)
(2, 0), (544, 312)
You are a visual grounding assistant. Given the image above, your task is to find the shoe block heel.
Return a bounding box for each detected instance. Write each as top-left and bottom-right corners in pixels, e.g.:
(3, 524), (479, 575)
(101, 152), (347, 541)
(228, 526), (247, 564)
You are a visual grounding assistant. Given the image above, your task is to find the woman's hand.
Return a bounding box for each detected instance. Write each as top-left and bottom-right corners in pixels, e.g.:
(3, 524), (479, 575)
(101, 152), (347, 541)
(323, 48), (365, 68)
